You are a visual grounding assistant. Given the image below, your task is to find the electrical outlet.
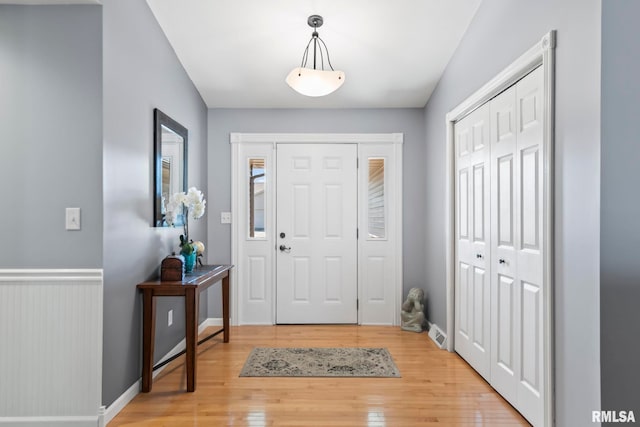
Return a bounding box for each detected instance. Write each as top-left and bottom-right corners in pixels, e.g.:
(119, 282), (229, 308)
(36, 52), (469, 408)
(168, 310), (173, 327)
(221, 212), (232, 224)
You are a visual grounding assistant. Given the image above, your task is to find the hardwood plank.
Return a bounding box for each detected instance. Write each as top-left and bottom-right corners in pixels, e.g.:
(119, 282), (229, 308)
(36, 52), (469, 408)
(109, 325), (529, 426)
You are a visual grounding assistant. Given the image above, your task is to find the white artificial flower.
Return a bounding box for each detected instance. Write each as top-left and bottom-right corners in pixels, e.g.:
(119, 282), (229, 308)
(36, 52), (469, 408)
(163, 187), (207, 229)
(165, 208), (179, 226)
(185, 187), (203, 206)
(192, 200), (206, 219)
(173, 192), (188, 205)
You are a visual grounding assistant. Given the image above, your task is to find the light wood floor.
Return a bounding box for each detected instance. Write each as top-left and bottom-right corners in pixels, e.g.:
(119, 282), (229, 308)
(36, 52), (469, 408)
(109, 325), (529, 426)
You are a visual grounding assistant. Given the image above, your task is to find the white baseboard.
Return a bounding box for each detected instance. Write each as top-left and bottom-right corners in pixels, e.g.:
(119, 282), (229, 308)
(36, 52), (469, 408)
(103, 380), (139, 426)
(0, 416), (101, 427)
(104, 318), (222, 425)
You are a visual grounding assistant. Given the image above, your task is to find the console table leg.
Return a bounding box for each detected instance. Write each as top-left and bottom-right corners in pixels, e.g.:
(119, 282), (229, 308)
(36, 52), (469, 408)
(141, 290), (156, 393)
(222, 273), (230, 343)
(185, 287), (199, 392)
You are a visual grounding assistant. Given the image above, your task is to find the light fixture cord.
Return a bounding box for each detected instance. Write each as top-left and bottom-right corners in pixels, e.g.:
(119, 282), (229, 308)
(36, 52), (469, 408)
(297, 25), (335, 71)
(316, 37), (335, 71)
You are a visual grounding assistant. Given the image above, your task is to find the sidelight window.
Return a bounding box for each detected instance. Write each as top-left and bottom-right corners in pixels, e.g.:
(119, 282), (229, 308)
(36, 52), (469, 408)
(368, 158), (386, 239)
(248, 158), (266, 239)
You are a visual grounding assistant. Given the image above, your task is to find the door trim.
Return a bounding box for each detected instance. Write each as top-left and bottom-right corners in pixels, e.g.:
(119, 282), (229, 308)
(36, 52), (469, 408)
(445, 31), (555, 426)
(231, 133), (404, 145)
(230, 133), (403, 326)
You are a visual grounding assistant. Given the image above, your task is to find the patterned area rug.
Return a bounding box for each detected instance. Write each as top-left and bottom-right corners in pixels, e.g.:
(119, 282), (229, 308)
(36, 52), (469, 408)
(239, 347), (401, 377)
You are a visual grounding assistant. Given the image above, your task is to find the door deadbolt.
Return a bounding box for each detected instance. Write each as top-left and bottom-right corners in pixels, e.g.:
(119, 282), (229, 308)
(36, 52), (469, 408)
(280, 232), (286, 238)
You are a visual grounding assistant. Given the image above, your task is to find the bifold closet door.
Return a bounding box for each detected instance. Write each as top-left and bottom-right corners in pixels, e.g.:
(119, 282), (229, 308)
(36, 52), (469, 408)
(490, 66), (544, 426)
(454, 103), (491, 380)
(454, 65), (545, 426)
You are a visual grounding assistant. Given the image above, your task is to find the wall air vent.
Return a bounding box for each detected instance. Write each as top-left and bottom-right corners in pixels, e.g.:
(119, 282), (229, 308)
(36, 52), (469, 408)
(428, 324), (447, 349)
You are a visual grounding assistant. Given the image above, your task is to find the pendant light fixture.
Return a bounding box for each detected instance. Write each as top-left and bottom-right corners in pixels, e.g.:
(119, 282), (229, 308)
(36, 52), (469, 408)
(285, 15), (345, 97)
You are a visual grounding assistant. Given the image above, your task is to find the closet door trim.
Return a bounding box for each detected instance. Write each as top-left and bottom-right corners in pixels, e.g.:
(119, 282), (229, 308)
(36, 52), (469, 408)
(444, 30), (555, 427)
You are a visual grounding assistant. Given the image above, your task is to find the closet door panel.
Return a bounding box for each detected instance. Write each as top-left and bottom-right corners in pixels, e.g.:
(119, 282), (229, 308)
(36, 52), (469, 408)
(454, 104), (491, 381)
(490, 85), (520, 403)
(515, 66), (544, 427)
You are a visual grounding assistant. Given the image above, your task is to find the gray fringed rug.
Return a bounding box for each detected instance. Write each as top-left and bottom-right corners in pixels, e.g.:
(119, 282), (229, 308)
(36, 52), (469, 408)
(239, 347), (401, 378)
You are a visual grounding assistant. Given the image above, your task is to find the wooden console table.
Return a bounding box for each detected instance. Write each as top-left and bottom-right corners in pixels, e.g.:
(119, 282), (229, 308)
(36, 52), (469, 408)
(137, 264), (233, 392)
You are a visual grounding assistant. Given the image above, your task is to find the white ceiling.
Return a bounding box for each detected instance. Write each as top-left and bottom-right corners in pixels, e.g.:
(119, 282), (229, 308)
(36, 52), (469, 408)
(3, 0), (481, 108)
(146, 0), (481, 109)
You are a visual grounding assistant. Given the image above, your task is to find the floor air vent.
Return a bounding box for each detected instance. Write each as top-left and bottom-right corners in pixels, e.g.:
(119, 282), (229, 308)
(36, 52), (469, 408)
(428, 324), (447, 349)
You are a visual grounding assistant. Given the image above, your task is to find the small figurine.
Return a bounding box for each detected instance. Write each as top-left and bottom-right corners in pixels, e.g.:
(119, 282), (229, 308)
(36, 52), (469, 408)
(193, 241), (206, 267)
(401, 288), (426, 332)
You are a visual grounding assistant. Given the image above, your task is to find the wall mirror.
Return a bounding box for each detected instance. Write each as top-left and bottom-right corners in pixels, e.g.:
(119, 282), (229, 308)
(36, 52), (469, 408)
(154, 108), (188, 227)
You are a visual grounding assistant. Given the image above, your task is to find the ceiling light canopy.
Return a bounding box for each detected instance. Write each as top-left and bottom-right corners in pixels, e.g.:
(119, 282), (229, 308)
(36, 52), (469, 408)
(285, 15), (345, 97)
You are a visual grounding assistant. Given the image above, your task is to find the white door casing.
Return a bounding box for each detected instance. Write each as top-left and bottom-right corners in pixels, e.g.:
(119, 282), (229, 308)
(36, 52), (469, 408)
(229, 133), (403, 326)
(276, 144), (358, 324)
(446, 32), (554, 427)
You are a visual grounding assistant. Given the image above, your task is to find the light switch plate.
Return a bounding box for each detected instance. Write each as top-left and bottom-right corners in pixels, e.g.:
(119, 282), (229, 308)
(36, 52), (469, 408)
(221, 212), (231, 224)
(65, 207), (81, 230)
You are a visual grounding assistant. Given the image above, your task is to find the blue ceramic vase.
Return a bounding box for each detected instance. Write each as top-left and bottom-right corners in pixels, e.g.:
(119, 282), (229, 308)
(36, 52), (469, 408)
(181, 250), (197, 273)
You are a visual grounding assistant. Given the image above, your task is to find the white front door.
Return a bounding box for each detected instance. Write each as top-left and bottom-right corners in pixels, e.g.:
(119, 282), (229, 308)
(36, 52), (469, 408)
(276, 144), (358, 324)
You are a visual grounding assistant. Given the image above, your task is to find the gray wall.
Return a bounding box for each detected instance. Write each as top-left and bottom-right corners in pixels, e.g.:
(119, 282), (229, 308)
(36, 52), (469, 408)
(0, 5), (103, 268)
(601, 0), (640, 420)
(102, 0), (208, 406)
(422, 0), (601, 425)
(207, 108), (426, 316)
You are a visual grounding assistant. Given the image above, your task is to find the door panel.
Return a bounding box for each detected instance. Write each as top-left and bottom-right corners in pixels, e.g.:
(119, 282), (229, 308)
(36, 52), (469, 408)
(497, 155), (515, 247)
(497, 274), (516, 375)
(454, 103), (491, 381)
(458, 262), (470, 338)
(514, 66), (544, 427)
(521, 147), (540, 250)
(472, 266), (486, 349)
(490, 84), (520, 404)
(292, 185), (310, 236)
(459, 169), (469, 239)
(490, 67), (544, 426)
(521, 280), (541, 393)
(276, 144), (357, 324)
(473, 164), (486, 242)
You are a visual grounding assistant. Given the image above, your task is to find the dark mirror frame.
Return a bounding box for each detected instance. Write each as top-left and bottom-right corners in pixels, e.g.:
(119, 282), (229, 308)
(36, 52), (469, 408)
(154, 108), (188, 227)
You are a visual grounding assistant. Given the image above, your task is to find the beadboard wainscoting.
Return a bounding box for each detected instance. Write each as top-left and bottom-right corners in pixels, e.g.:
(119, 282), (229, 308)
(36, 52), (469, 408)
(0, 269), (104, 427)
